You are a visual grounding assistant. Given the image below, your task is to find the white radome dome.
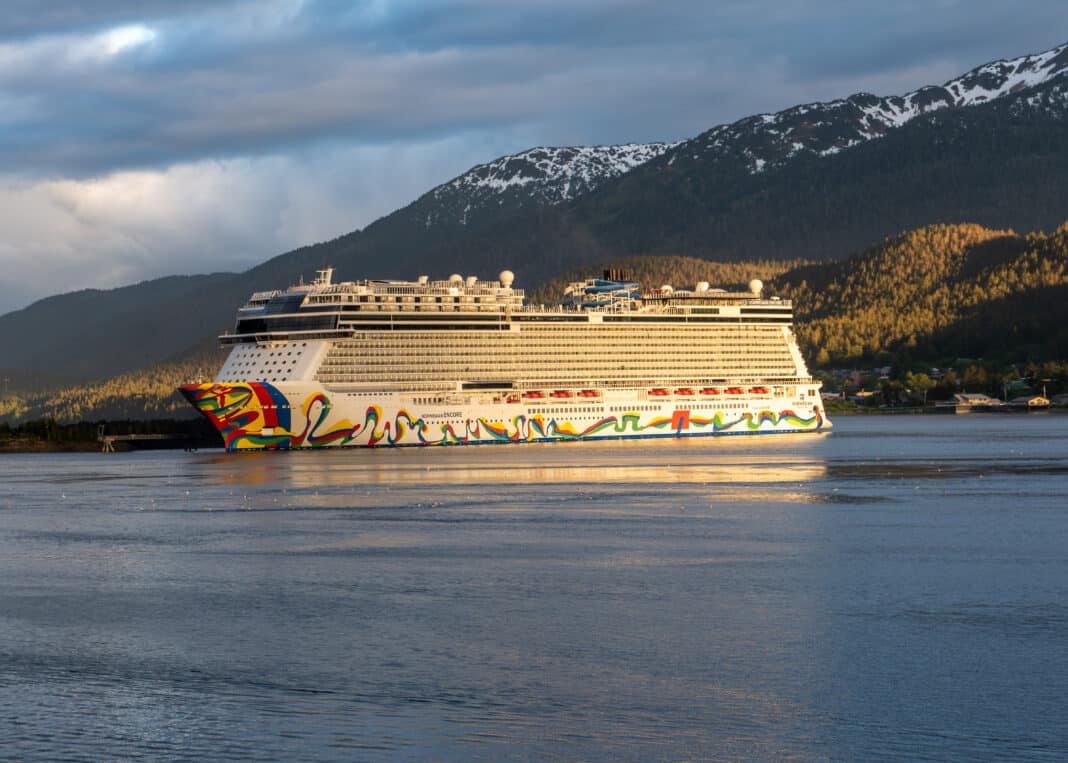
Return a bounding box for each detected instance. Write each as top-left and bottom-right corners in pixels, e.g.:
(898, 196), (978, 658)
(749, 279), (764, 295)
(499, 270), (515, 288)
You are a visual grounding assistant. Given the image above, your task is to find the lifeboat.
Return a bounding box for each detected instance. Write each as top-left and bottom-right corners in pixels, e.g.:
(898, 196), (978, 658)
(699, 387), (720, 396)
(674, 388), (695, 396)
(578, 389), (600, 398)
(550, 390), (573, 399)
(506, 395), (520, 404)
(749, 386), (769, 395)
(648, 388), (670, 397)
(521, 390), (545, 399)
(725, 387), (744, 395)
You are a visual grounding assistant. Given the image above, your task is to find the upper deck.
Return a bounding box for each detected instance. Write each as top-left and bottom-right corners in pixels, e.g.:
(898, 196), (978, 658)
(222, 268), (794, 343)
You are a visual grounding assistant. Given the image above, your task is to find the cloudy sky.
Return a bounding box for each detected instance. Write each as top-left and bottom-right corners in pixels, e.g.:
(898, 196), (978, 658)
(1, 0), (1064, 313)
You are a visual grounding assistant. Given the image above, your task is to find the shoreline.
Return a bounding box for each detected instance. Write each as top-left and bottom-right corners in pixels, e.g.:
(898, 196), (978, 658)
(827, 405), (1066, 416)
(0, 439), (105, 454)
(0, 438), (222, 454)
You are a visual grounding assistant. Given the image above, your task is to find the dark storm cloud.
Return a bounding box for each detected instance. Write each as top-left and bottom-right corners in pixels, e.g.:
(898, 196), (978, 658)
(2, 0), (1065, 179)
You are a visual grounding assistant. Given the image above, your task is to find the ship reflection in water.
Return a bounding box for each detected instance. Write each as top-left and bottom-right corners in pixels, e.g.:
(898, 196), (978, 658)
(201, 433), (829, 504)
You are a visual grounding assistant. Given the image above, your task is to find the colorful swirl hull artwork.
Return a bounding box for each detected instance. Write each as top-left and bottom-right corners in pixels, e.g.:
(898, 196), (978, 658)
(181, 382), (827, 451)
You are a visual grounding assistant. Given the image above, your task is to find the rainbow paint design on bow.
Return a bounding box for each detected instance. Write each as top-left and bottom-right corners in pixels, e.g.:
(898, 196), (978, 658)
(181, 382), (359, 450)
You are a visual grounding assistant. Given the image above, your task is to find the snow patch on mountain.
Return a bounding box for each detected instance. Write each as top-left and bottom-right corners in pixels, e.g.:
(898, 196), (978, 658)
(687, 41), (1068, 174)
(426, 143), (678, 226)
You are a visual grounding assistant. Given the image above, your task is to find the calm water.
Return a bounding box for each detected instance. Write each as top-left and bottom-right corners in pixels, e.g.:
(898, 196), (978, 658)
(1, 416), (1067, 761)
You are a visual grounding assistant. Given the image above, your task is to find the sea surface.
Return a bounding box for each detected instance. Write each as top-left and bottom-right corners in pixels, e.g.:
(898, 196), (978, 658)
(1, 415), (1067, 762)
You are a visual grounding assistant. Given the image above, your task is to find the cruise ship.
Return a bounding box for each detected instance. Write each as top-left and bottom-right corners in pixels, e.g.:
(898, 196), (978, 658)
(180, 268), (829, 450)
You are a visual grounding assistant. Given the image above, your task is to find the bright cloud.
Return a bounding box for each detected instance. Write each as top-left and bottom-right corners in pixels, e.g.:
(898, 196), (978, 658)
(98, 24), (156, 57)
(0, 134), (518, 313)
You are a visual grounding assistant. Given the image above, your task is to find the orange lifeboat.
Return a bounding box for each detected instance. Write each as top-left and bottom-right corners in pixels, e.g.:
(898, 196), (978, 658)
(522, 390), (545, 400)
(649, 388), (670, 397)
(578, 389), (600, 398)
(550, 390), (573, 399)
(726, 387), (744, 395)
(699, 387), (720, 396)
(749, 386), (769, 395)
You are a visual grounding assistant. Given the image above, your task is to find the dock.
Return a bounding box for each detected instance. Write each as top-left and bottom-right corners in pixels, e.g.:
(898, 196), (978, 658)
(97, 426), (196, 453)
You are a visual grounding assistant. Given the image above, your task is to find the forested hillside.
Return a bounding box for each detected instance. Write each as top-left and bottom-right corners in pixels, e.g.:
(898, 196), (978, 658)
(773, 222), (1068, 366)
(0, 343), (226, 424)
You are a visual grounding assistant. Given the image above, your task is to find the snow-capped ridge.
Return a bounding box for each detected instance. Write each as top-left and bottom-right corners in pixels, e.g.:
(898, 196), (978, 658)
(418, 40), (1067, 228)
(692, 40), (1068, 173)
(425, 142), (679, 227)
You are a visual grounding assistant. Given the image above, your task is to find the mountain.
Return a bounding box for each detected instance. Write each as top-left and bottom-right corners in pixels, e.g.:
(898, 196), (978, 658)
(0, 273), (234, 382)
(420, 143), (679, 228)
(570, 43), (1068, 261)
(363, 40), (1067, 242)
(677, 42), (1068, 174)
(2, 40), (1067, 385)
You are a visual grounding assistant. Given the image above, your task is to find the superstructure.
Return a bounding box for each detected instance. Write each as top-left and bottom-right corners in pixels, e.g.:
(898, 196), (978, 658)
(181, 268), (829, 449)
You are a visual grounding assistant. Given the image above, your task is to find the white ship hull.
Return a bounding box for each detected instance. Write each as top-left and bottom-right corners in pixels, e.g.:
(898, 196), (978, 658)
(181, 380), (828, 450)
